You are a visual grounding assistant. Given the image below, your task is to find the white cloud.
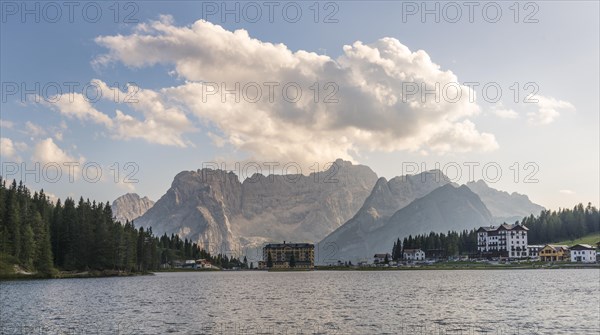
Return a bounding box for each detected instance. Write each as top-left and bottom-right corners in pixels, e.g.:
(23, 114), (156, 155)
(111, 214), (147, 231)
(559, 189), (575, 195)
(108, 82), (196, 147)
(31, 138), (85, 178)
(45, 80), (195, 147)
(528, 96), (575, 125)
(92, 19), (498, 164)
(42, 91), (113, 127)
(1, 137), (22, 162)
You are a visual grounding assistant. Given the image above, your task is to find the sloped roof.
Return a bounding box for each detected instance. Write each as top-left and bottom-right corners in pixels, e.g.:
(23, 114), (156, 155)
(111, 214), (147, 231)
(403, 249), (423, 254)
(570, 244), (596, 250)
(264, 243), (314, 249)
(478, 224), (529, 233)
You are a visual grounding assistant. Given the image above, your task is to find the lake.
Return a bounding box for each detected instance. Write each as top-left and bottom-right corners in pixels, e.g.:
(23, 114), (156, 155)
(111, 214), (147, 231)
(1, 269), (599, 334)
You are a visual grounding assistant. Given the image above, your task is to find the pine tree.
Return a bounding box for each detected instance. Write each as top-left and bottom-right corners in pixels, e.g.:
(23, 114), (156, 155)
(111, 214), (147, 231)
(32, 211), (54, 275)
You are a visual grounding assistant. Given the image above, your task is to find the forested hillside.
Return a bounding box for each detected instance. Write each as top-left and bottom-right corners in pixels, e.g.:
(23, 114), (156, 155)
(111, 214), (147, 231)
(0, 178), (242, 278)
(392, 203), (599, 259)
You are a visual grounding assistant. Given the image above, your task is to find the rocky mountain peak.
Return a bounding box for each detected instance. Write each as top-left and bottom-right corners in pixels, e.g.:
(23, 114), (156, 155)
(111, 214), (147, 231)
(111, 193), (155, 223)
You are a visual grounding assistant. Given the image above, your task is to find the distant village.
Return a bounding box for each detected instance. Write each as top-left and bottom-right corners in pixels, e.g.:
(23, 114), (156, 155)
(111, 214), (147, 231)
(364, 224), (599, 268)
(173, 225), (599, 270)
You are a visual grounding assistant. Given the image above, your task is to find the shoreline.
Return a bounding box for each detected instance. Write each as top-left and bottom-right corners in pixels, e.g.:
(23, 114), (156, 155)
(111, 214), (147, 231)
(2, 263), (598, 280)
(314, 263), (600, 271)
(0, 269), (152, 281)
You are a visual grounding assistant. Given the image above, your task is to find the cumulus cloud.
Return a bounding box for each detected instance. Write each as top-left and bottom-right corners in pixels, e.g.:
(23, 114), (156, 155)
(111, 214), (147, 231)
(1, 137), (22, 162)
(528, 96), (575, 125)
(31, 138), (85, 178)
(107, 82), (195, 147)
(91, 18), (498, 164)
(43, 90), (113, 127)
(44, 80), (195, 147)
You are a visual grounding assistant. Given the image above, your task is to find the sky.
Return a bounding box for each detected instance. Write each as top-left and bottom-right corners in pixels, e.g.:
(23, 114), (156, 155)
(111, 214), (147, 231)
(0, 1), (598, 211)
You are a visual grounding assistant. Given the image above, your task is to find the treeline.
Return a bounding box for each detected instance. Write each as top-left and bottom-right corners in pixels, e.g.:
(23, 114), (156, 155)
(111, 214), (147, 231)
(391, 203), (599, 259)
(391, 230), (478, 260)
(0, 178), (242, 277)
(522, 203), (599, 244)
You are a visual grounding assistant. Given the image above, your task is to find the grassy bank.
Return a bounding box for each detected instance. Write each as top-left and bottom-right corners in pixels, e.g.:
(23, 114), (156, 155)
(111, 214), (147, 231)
(555, 233), (600, 246)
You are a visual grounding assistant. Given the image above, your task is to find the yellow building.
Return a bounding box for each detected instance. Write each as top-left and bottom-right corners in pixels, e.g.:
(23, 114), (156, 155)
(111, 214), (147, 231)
(263, 242), (314, 269)
(539, 244), (569, 262)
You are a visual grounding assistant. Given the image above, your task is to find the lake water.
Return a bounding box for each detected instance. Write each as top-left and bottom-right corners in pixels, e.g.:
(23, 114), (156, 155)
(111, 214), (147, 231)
(1, 269), (599, 334)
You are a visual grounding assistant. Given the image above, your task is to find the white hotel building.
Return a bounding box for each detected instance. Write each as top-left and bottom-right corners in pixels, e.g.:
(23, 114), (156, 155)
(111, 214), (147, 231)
(477, 224), (529, 259)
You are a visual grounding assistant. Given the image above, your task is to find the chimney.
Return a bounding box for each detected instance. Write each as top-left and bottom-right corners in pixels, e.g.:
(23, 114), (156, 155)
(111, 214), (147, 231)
(284, 241), (286, 244)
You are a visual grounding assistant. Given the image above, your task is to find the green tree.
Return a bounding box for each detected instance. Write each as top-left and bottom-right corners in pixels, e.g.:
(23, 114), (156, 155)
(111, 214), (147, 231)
(32, 211), (54, 275)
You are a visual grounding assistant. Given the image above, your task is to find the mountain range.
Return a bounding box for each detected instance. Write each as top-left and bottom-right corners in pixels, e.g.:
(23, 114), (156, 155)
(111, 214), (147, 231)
(133, 159), (378, 254)
(113, 159), (545, 261)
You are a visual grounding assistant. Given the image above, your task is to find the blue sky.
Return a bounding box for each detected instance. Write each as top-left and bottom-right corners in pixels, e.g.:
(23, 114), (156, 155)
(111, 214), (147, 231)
(1, 1), (598, 210)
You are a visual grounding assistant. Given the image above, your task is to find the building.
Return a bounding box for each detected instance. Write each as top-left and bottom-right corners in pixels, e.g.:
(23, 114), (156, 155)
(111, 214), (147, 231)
(527, 245), (544, 260)
(263, 242), (314, 269)
(477, 224), (529, 259)
(403, 249), (425, 262)
(373, 253), (391, 264)
(195, 259), (212, 268)
(569, 244), (596, 263)
(539, 244), (569, 262)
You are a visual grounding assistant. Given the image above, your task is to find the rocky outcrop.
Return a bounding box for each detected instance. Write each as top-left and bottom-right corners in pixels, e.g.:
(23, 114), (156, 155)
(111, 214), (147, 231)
(111, 193), (154, 223)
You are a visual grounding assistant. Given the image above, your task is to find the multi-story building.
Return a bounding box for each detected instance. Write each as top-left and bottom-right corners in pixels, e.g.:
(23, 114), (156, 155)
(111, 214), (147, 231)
(263, 242), (314, 269)
(539, 244), (569, 262)
(403, 249), (425, 262)
(527, 245), (544, 260)
(477, 224), (529, 259)
(569, 244), (596, 263)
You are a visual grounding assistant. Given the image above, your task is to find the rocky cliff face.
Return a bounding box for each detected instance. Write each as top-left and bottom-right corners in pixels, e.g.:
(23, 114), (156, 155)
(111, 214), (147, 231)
(111, 193), (155, 223)
(234, 159), (378, 247)
(134, 159), (378, 254)
(135, 169), (241, 253)
(466, 180), (544, 224)
(317, 184), (493, 264)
